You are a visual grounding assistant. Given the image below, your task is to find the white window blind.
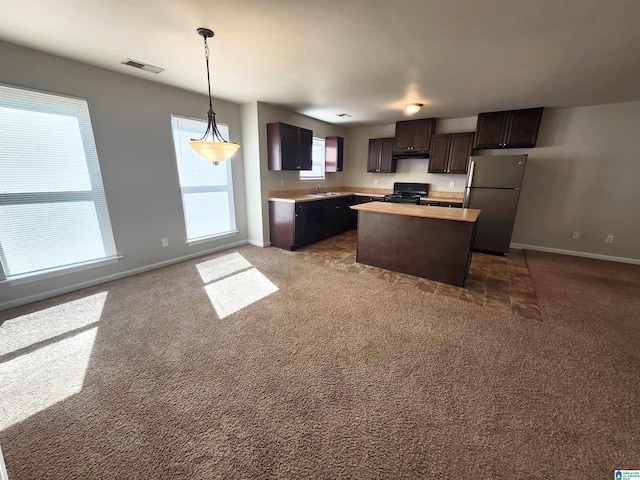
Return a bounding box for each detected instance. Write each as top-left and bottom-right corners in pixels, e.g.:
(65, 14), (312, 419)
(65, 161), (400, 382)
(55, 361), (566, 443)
(0, 84), (117, 282)
(170, 116), (237, 243)
(300, 137), (325, 180)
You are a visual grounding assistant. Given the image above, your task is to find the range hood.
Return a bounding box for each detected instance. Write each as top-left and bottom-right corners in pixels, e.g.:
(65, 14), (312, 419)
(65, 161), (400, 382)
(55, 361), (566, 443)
(392, 150), (430, 160)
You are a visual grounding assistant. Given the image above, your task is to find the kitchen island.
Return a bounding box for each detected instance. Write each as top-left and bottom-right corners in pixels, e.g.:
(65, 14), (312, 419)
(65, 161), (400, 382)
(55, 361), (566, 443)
(350, 202), (481, 287)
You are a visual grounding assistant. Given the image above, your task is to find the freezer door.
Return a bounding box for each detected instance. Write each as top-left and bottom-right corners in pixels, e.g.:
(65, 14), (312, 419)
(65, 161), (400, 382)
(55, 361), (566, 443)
(468, 155), (527, 189)
(466, 187), (521, 254)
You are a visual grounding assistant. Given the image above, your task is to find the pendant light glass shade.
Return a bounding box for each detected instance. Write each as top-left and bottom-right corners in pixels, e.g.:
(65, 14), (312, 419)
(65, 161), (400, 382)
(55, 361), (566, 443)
(190, 27), (240, 164)
(188, 140), (240, 163)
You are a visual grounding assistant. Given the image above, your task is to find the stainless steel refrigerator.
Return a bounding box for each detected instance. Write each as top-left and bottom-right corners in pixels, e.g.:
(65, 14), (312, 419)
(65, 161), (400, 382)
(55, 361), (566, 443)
(463, 155), (527, 254)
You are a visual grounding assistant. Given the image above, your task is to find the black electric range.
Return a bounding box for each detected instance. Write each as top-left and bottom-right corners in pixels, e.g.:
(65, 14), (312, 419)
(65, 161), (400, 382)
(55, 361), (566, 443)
(383, 182), (429, 205)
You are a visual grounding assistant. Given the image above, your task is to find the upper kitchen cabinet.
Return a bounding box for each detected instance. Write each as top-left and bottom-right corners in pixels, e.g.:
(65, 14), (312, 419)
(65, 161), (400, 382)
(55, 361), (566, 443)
(325, 136), (344, 172)
(367, 137), (396, 173)
(473, 108), (543, 149)
(393, 118), (437, 157)
(428, 132), (475, 174)
(267, 122), (313, 171)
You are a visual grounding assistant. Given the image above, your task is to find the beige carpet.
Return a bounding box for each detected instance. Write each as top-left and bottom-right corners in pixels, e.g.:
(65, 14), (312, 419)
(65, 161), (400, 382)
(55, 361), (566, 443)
(0, 243), (638, 479)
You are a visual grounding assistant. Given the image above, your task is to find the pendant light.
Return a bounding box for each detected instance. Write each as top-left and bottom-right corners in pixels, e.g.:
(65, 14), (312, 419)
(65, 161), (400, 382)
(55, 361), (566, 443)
(189, 28), (240, 164)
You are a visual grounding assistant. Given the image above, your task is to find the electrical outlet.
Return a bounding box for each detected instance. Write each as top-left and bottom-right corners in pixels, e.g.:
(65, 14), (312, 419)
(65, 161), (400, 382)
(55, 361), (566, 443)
(449, 181), (455, 188)
(605, 235), (614, 244)
(374, 179), (378, 186)
(572, 231), (580, 240)
(161, 237), (169, 247)
(280, 180), (284, 186)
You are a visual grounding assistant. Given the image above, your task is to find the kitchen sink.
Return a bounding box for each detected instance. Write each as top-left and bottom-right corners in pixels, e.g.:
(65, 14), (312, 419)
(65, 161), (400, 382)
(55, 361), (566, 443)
(309, 192), (344, 196)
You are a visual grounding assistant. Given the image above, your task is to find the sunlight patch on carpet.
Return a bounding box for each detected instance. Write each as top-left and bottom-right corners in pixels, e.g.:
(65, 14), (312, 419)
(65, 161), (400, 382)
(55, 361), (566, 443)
(204, 267), (279, 319)
(0, 291), (107, 357)
(196, 252), (252, 284)
(0, 326), (99, 431)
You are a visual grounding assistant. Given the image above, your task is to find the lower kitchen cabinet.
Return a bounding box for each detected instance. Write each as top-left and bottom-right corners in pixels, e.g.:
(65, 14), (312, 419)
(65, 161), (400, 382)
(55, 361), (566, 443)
(269, 196), (355, 250)
(423, 201), (463, 208)
(353, 195), (383, 204)
(352, 194), (383, 229)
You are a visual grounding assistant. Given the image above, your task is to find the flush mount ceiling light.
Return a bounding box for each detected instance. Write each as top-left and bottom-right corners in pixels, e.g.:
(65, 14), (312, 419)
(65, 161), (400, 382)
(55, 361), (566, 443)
(405, 103), (423, 115)
(189, 28), (240, 164)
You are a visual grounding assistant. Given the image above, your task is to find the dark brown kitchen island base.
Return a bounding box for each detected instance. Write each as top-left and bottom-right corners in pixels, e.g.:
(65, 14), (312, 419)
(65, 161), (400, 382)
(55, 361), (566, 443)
(352, 203), (480, 287)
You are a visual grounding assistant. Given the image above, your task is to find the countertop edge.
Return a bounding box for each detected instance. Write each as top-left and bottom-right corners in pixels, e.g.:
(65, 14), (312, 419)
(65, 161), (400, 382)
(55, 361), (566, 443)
(268, 192), (464, 204)
(350, 201), (481, 222)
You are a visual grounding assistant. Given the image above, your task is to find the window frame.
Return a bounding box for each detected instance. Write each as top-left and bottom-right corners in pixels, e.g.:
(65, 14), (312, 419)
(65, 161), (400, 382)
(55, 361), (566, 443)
(0, 83), (119, 285)
(299, 137), (326, 181)
(170, 115), (238, 245)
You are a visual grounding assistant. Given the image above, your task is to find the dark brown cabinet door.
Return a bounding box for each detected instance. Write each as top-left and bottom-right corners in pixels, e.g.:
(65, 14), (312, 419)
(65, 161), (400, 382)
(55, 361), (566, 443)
(305, 201), (325, 244)
(393, 118), (436, 154)
(427, 134), (451, 173)
(325, 136), (344, 172)
(473, 108), (543, 149)
(280, 123), (299, 170)
(473, 112), (508, 149)
(267, 122), (313, 170)
(367, 139), (381, 172)
(293, 203), (306, 247)
(503, 108), (543, 148)
(448, 132), (474, 174)
(412, 119), (436, 151)
(298, 127), (313, 170)
(393, 122), (415, 152)
(379, 138), (395, 172)
(428, 132), (474, 174)
(367, 138), (396, 173)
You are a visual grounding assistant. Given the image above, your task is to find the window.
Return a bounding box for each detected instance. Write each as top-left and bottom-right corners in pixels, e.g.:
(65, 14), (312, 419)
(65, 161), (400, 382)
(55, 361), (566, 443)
(300, 137), (325, 180)
(0, 84), (118, 284)
(170, 116), (237, 244)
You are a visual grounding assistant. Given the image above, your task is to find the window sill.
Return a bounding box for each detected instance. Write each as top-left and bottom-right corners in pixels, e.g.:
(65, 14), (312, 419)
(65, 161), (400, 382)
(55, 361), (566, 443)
(186, 230), (239, 246)
(2, 255), (123, 286)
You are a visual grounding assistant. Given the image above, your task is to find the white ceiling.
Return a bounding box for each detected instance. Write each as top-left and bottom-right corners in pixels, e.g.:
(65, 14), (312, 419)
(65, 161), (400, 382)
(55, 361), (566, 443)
(1, 0), (639, 126)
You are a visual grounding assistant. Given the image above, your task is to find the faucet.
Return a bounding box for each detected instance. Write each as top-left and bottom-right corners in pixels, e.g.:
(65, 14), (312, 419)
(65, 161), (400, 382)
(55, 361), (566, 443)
(314, 185), (324, 194)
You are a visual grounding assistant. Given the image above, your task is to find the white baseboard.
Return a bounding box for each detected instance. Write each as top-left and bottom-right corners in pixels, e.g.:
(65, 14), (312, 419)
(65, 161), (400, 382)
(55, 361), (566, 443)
(510, 243), (640, 265)
(247, 239), (271, 247)
(0, 239), (249, 312)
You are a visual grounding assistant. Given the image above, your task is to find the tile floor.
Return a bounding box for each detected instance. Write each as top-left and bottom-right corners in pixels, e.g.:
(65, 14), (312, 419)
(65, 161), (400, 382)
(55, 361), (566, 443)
(281, 230), (543, 321)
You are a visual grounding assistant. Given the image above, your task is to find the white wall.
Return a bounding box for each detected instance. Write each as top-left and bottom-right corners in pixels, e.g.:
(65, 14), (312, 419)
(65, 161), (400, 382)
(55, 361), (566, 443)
(0, 40), (248, 309)
(240, 101), (264, 246)
(342, 117), (477, 192)
(511, 102), (640, 261)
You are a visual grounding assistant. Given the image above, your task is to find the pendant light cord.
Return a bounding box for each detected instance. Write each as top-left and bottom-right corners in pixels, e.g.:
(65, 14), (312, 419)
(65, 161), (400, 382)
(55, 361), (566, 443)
(195, 31), (225, 143)
(204, 36), (214, 114)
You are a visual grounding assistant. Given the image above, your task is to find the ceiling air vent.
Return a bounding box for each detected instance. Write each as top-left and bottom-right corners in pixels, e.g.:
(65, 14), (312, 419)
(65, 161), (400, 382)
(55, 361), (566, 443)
(121, 58), (164, 74)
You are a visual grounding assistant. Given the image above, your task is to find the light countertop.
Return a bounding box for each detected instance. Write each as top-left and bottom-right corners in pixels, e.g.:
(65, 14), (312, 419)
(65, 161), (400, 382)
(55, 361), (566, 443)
(268, 190), (464, 204)
(350, 201), (481, 222)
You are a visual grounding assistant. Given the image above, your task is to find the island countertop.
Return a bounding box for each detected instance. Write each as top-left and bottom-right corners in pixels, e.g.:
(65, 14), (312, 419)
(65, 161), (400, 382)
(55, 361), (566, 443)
(351, 201), (481, 222)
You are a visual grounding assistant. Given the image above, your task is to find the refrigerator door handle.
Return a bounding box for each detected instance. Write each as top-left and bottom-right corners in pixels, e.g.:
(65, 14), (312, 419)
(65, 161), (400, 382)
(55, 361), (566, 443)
(466, 160), (475, 189)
